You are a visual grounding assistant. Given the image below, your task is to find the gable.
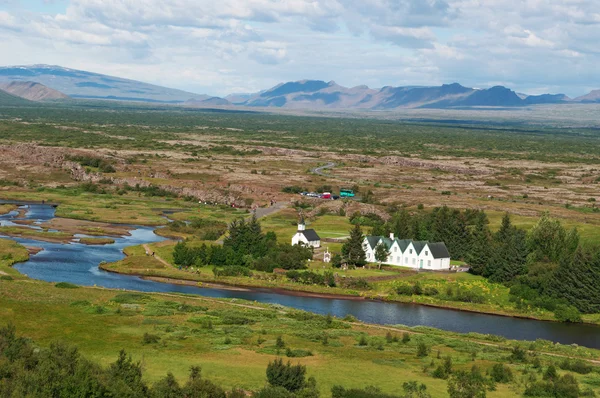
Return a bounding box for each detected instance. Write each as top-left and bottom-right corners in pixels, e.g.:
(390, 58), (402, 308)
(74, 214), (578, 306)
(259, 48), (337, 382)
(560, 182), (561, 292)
(302, 229), (320, 242)
(428, 242), (450, 259)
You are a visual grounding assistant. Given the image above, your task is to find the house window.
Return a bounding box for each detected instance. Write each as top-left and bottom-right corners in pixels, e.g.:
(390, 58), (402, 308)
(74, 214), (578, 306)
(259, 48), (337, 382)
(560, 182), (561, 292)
(410, 249), (413, 254)
(396, 257), (400, 263)
(393, 247), (397, 252)
(405, 257), (408, 264)
(428, 260), (431, 267)
(412, 259), (416, 265)
(425, 251), (429, 256)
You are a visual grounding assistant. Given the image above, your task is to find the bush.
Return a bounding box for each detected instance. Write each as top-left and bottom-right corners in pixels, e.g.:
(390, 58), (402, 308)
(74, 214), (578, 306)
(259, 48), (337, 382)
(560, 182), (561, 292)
(285, 348), (313, 358)
(402, 332), (411, 344)
(554, 305), (582, 323)
(0, 275), (14, 281)
(142, 333), (161, 345)
(490, 363), (513, 383)
(266, 358), (307, 392)
(276, 336), (286, 349)
(417, 342), (430, 358)
(395, 284), (413, 296)
(282, 186), (305, 194)
(423, 286), (439, 296)
(559, 359), (592, 375)
(55, 282), (79, 289)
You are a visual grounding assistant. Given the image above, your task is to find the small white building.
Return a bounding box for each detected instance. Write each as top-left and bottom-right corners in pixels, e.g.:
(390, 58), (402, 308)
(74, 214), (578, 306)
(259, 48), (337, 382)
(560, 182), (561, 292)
(291, 216), (321, 248)
(363, 233), (450, 270)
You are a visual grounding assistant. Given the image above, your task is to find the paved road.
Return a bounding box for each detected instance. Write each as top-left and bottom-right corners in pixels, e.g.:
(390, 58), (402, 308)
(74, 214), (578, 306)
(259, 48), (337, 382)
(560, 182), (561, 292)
(311, 162), (336, 177)
(253, 201), (287, 219)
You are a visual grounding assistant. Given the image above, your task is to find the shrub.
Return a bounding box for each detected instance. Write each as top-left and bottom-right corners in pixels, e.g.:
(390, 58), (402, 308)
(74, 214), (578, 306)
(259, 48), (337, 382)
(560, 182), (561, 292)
(276, 336), (286, 349)
(358, 335), (368, 346)
(490, 363), (513, 383)
(559, 359), (592, 375)
(285, 348), (313, 358)
(509, 345), (528, 363)
(402, 332), (411, 344)
(554, 305), (582, 323)
(395, 284), (413, 296)
(142, 333), (160, 345)
(0, 275), (14, 281)
(417, 342), (430, 358)
(55, 282), (79, 289)
(266, 358), (307, 392)
(423, 286), (439, 296)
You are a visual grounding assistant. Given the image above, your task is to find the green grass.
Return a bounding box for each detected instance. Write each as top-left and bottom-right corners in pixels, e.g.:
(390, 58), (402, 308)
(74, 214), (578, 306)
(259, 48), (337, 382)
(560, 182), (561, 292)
(0, 238), (30, 279)
(1, 277), (599, 397)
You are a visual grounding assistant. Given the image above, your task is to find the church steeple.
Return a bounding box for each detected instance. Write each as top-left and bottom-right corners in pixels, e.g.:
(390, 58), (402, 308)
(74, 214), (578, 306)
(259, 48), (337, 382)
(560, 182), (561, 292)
(298, 213), (306, 231)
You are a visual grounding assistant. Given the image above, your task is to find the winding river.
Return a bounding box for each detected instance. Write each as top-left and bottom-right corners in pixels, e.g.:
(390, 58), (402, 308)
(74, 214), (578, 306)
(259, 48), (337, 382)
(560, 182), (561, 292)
(2, 204), (600, 349)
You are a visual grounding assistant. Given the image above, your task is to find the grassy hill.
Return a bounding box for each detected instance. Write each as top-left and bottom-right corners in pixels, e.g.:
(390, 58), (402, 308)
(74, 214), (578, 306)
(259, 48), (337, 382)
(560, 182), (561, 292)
(0, 88), (33, 106)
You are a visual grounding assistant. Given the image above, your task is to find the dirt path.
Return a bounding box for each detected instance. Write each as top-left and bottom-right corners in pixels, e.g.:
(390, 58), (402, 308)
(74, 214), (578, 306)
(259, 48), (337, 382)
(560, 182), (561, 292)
(252, 201), (288, 219)
(142, 244), (172, 269)
(311, 162), (336, 177)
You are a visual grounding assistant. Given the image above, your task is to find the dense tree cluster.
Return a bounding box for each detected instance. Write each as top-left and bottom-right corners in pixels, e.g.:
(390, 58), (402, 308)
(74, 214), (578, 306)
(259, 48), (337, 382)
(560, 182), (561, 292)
(361, 206), (599, 319)
(173, 216), (313, 273)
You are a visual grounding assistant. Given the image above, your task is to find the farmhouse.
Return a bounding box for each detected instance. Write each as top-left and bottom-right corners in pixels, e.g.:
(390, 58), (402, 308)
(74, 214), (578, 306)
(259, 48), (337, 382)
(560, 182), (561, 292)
(291, 216), (321, 248)
(363, 234), (451, 270)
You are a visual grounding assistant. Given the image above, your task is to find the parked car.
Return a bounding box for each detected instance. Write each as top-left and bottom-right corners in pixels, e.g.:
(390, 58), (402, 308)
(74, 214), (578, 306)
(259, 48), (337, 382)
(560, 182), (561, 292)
(332, 195), (340, 200)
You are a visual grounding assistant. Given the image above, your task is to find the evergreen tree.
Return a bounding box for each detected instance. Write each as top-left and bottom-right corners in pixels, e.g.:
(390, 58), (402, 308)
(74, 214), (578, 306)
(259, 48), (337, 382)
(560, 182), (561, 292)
(547, 248), (600, 313)
(342, 224), (366, 267)
(486, 214), (529, 283)
(466, 212), (492, 275)
(392, 209), (411, 239)
(527, 213), (567, 263)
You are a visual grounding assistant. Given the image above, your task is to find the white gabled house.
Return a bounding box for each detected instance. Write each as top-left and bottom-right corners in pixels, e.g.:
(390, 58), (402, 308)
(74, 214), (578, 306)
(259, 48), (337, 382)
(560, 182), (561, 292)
(363, 233), (450, 270)
(291, 216), (321, 248)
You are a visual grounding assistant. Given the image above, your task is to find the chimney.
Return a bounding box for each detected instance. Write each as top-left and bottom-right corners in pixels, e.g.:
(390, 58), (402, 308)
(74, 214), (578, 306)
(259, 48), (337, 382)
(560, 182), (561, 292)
(390, 233), (394, 240)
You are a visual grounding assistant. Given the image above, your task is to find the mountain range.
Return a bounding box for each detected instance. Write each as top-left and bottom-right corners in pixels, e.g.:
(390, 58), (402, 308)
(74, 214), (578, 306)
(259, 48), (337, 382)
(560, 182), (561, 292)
(1, 64), (599, 110)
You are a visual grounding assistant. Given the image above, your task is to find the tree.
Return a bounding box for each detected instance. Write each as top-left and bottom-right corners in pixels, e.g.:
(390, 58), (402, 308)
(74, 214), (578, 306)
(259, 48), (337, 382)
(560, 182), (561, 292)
(374, 243), (391, 270)
(391, 209), (411, 239)
(527, 213), (570, 263)
(547, 248), (600, 313)
(447, 366), (487, 398)
(466, 212), (492, 275)
(266, 358), (307, 392)
(151, 372), (182, 398)
(342, 224), (366, 267)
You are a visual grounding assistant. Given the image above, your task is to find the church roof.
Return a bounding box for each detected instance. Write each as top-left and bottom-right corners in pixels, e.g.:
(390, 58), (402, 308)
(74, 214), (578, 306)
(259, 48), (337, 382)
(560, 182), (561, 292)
(365, 236), (381, 250)
(301, 229), (320, 241)
(428, 242), (451, 259)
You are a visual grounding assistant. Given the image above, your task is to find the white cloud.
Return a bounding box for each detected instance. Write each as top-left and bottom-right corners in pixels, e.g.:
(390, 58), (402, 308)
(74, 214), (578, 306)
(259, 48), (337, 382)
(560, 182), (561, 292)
(0, 0), (599, 97)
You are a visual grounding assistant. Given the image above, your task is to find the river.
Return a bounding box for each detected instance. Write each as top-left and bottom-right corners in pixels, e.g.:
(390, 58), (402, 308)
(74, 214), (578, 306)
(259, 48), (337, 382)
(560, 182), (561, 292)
(2, 204), (599, 348)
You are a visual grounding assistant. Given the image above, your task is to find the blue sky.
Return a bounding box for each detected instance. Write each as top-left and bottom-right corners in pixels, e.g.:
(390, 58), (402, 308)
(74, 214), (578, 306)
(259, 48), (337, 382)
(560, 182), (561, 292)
(0, 0), (598, 97)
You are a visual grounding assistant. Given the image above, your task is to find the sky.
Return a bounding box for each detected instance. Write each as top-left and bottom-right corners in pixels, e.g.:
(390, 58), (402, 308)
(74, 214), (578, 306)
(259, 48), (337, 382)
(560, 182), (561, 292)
(0, 0), (598, 97)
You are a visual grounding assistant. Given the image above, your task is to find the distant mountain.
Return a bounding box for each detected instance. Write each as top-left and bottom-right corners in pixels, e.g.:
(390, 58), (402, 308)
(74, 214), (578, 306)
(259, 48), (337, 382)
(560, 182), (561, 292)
(185, 97), (231, 107)
(523, 93), (570, 105)
(575, 90), (600, 103)
(0, 81), (69, 101)
(242, 80), (571, 110)
(0, 65), (219, 104)
(0, 88), (33, 106)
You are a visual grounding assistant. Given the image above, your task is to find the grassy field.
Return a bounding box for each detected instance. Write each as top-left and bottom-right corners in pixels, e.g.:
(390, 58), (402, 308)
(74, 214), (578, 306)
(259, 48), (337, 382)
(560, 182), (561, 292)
(1, 273), (599, 397)
(0, 238), (30, 279)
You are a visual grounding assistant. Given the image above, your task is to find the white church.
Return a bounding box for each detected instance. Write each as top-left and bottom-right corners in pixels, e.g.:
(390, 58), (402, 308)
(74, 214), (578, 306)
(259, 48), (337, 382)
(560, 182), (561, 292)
(363, 234), (451, 270)
(291, 215), (321, 248)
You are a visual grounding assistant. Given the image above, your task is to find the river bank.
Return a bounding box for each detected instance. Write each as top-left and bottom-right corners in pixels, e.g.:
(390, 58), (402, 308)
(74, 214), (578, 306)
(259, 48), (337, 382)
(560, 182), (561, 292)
(99, 246), (600, 326)
(2, 274), (599, 397)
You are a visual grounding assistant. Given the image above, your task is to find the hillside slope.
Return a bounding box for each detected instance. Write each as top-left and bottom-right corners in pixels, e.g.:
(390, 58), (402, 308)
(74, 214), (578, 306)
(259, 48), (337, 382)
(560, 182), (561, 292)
(0, 89), (33, 106)
(0, 65), (216, 103)
(0, 81), (69, 101)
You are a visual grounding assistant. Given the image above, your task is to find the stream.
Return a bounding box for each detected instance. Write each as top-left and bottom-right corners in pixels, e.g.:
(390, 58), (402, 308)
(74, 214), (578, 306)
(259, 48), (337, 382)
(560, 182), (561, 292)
(2, 203), (599, 348)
